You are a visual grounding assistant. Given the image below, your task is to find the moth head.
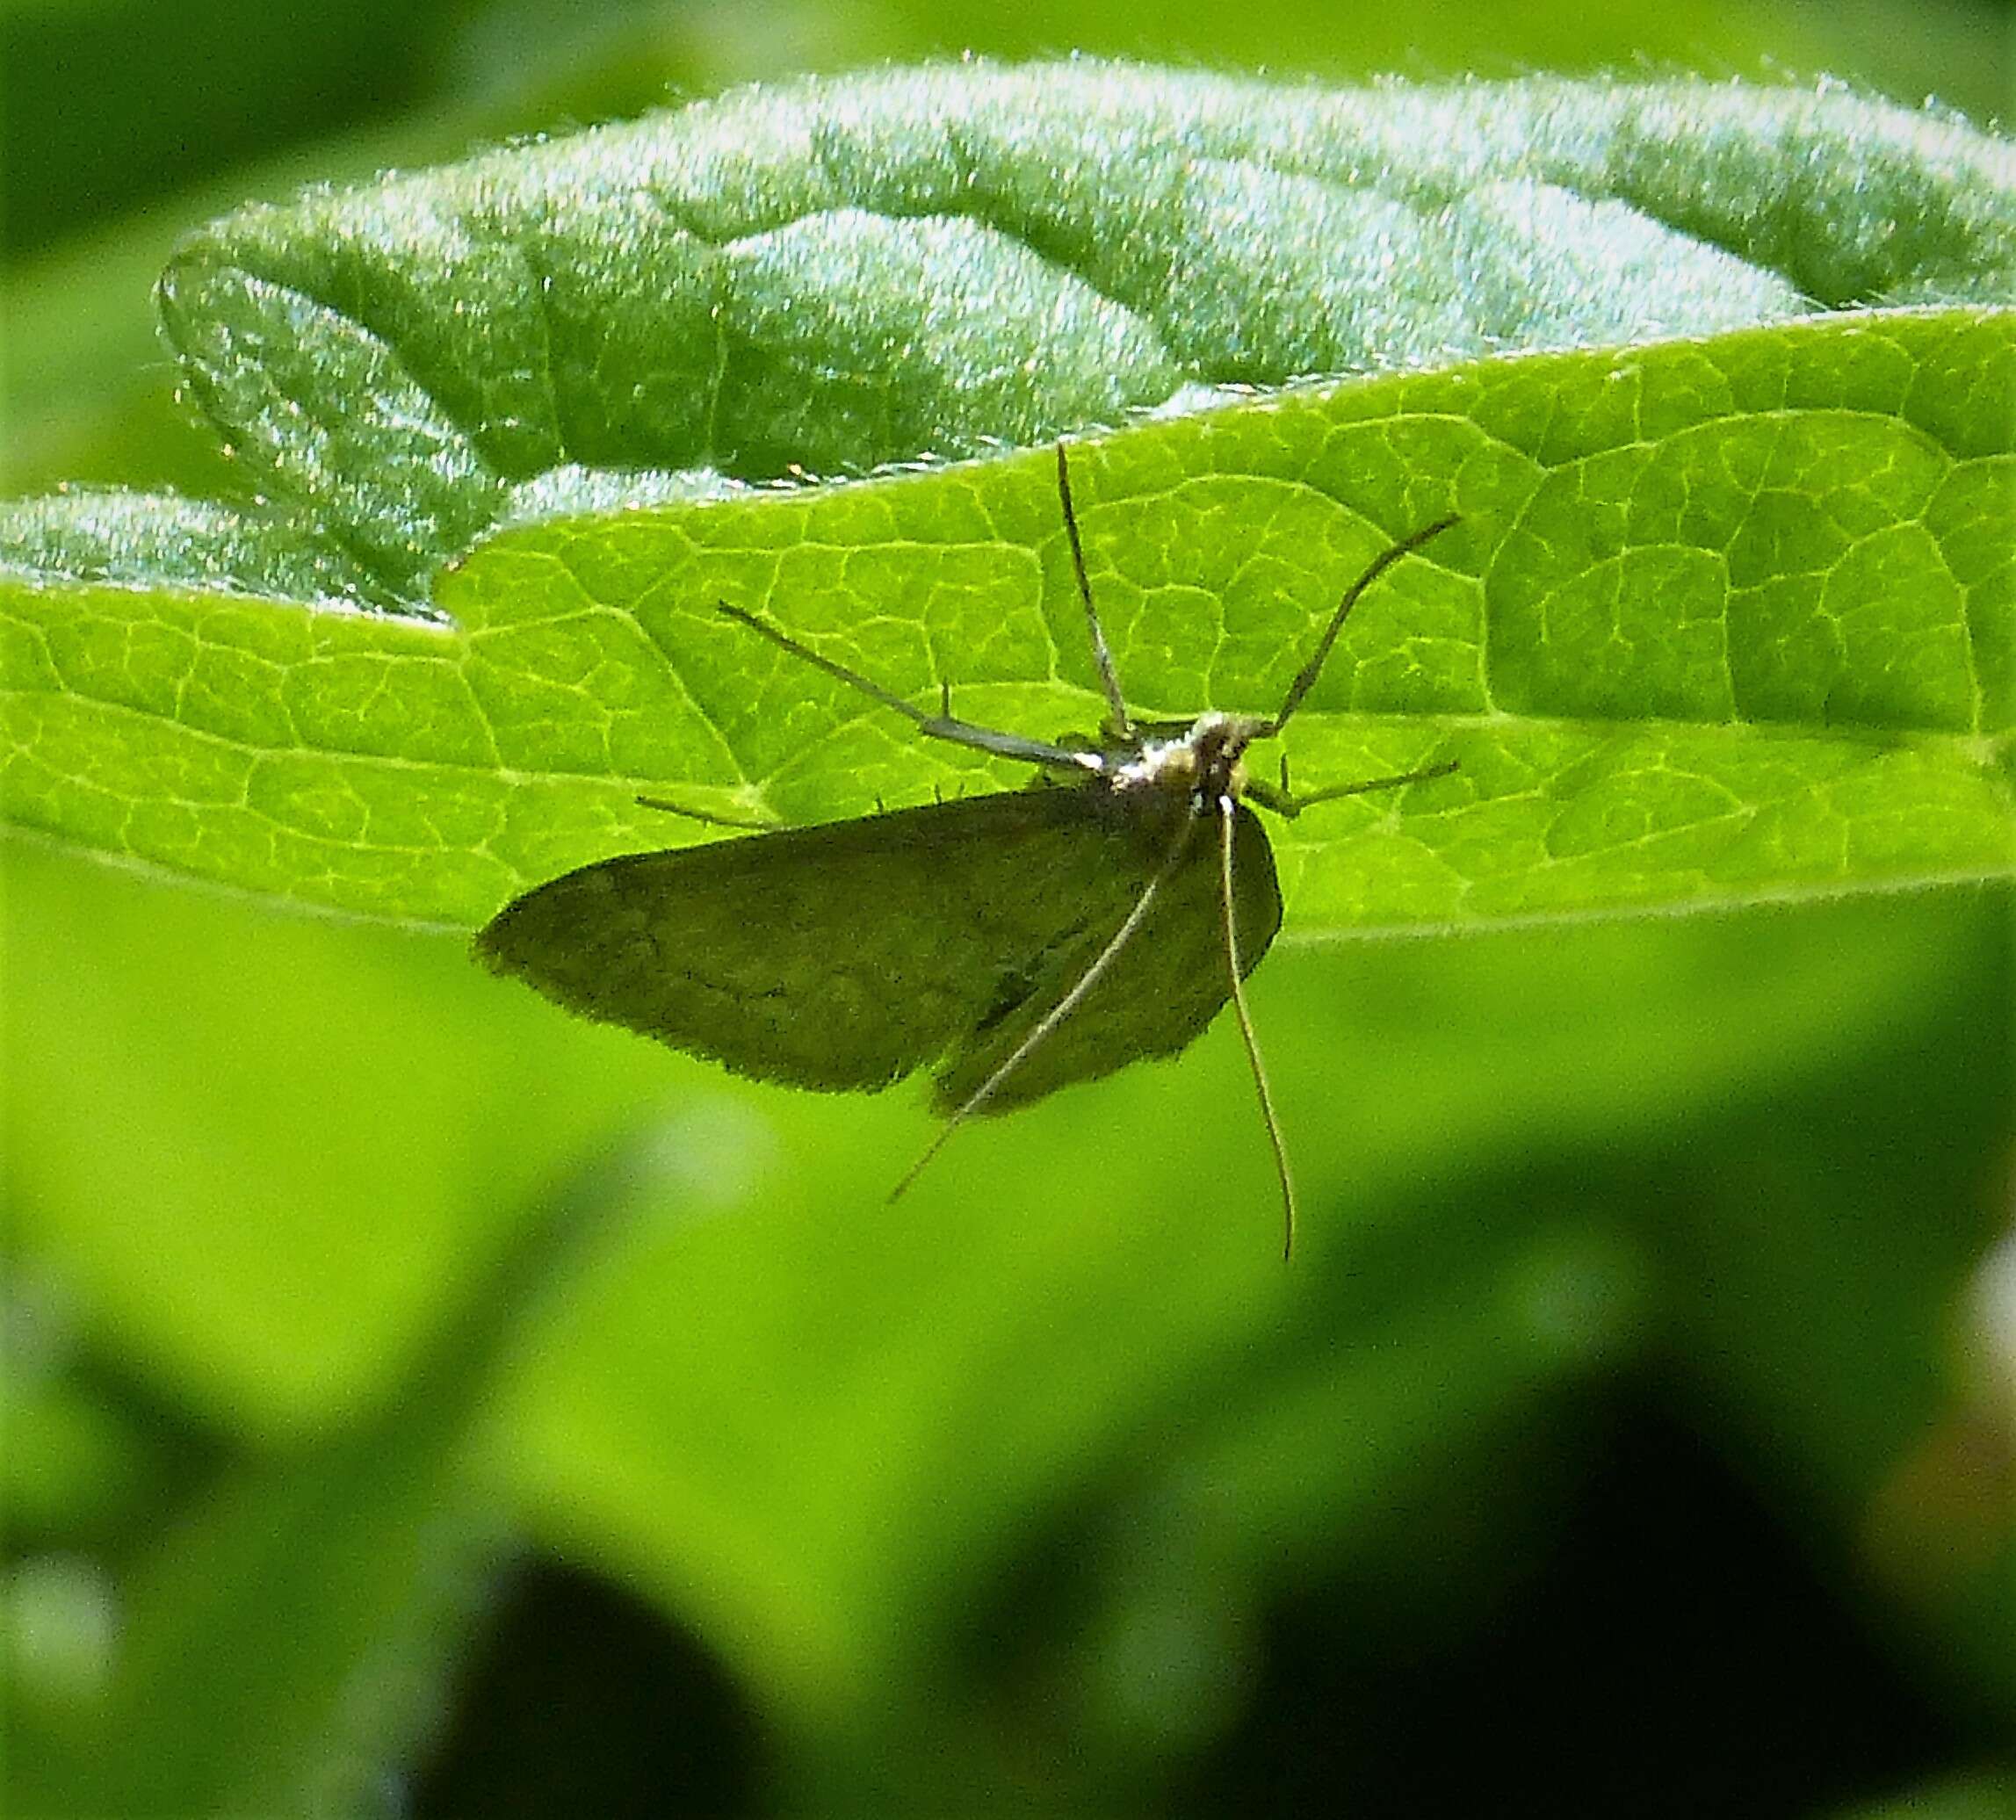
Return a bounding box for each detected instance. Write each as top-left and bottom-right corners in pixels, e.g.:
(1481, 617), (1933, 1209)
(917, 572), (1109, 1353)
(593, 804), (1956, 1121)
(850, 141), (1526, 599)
(1186, 711), (1270, 811)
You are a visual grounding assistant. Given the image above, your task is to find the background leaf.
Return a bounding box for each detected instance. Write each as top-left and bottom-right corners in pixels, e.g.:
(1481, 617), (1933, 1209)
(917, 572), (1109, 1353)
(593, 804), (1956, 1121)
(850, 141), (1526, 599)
(4, 24), (2012, 1820)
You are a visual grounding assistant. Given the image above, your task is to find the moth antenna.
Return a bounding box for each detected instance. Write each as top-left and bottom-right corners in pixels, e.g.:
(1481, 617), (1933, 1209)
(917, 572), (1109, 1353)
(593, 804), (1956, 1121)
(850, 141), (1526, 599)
(1055, 441), (1136, 741)
(1265, 515), (1460, 736)
(1218, 797), (1297, 1259)
(890, 818), (1198, 1202)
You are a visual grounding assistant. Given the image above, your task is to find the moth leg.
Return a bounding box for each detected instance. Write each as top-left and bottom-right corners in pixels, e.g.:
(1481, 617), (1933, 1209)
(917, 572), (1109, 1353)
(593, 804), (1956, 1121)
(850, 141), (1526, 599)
(718, 602), (1100, 775)
(634, 792), (784, 830)
(1244, 758), (1459, 820)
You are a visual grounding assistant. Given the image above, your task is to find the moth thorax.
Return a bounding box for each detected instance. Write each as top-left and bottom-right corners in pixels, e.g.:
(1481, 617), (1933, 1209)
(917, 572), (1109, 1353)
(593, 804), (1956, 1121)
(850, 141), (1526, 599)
(1111, 712), (1259, 817)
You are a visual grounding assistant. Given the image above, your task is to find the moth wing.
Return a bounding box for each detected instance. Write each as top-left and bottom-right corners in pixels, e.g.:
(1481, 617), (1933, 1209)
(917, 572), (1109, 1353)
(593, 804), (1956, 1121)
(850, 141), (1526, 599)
(476, 789), (1168, 1095)
(930, 802), (1283, 1113)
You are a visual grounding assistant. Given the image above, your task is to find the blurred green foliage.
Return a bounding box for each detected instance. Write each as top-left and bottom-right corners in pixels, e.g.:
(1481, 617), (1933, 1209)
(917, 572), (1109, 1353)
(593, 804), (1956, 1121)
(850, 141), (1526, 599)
(3, 2), (2012, 1816)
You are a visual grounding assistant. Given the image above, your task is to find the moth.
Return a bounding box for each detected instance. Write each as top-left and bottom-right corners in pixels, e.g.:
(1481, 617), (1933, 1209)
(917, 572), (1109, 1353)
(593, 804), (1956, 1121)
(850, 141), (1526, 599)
(477, 444), (1457, 1253)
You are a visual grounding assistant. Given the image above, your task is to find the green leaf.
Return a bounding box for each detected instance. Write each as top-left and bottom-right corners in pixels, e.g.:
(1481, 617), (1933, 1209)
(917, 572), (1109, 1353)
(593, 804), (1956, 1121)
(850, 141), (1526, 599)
(59, 63), (2016, 596)
(3, 65), (2013, 931)
(7, 1137), (654, 1820)
(5, 312), (2012, 929)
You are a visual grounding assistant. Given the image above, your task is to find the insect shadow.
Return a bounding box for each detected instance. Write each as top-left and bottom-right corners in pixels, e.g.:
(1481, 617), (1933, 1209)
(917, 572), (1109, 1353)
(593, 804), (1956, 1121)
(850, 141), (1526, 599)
(477, 444), (1459, 1255)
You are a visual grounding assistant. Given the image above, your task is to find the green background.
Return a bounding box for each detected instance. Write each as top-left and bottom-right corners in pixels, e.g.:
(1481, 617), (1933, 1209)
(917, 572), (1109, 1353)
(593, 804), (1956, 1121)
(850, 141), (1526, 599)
(4, 3), (2012, 1816)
